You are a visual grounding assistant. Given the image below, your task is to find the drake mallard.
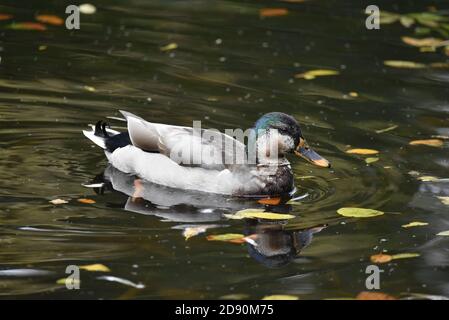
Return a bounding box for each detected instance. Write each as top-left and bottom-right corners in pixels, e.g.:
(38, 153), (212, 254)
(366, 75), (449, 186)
(83, 111), (330, 197)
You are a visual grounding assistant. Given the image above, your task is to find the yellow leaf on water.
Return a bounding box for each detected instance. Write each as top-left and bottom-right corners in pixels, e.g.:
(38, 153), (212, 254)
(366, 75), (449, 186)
(402, 221), (428, 228)
(262, 295), (299, 300)
(365, 157), (379, 164)
(225, 209), (295, 220)
(384, 60), (426, 69)
(390, 253), (420, 260)
(436, 230), (449, 236)
(160, 43), (178, 51)
(375, 124), (398, 134)
(337, 207), (384, 218)
(36, 14), (64, 26)
(56, 277), (80, 286)
(437, 197), (449, 205)
(77, 198), (96, 204)
(409, 139), (443, 147)
(401, 36), (444, 47)
(259, 8), (289, 17)
(295, 69), (339, 80)
(79, 264), (110, 272)
(49, 199), (68, 205)
(346, 148), (379, 155)
(206, 234), (245, 243)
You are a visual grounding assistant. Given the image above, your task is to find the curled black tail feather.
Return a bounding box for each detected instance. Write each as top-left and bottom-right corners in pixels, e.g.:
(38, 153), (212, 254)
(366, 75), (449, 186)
(93, 120), (131, 152)
(94, 121), (110, 138)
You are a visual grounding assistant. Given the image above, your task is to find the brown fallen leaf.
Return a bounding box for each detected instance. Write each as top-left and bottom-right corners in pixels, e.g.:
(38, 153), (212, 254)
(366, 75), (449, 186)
(0, 13), (13, 21)
(259, 8), (289, 17)
(370, 253), (393, 263)
(6, 22), (47, 31)
(356, 291), (396, 300)
(257, 197), (281, 205)
(35, 14), (64, 26)
(77, 198), (96, 204)
(409, 139), (443, 147)
(346, 148), (379, 155)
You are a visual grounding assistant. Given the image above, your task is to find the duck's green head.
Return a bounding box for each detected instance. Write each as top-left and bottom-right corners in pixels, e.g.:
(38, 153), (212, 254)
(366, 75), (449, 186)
(254, 112), (330, 168)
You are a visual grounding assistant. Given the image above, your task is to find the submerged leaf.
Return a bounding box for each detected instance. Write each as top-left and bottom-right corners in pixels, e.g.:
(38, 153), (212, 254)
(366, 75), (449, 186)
(337, 207), (384, 218)
(295, 69), (339, 80)
(365, 157), (379, 164)
(384, 60), (426, 69)
(262, 294), (299, 300)
(356, 292), (396, 300)
(402, 221), (428, 228)
(79, 264), (111, 272)
(225, 209), (295, 220)
(6, 22), (47, 31)
(409, 139), (443, 147)
(346, 148), (379, 155)
(259, 8), (289, 17)
(160, 43), (178, 51)
(36, 14), (64, 26)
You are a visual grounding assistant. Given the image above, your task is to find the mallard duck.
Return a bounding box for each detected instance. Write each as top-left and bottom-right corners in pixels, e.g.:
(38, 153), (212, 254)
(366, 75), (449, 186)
(83, 111), (330, 197)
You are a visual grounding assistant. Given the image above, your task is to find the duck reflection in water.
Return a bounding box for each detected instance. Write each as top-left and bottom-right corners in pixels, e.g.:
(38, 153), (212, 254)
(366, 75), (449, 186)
(88, 165), (325, 267)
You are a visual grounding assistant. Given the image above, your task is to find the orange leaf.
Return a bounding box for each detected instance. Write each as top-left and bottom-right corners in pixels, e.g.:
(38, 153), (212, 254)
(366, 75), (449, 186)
(356, 292), (396, 300)
(7, 22), (47, 31)
(370, 253), (393, 264)
(409, 139), (443, 147)
(77, 198), (96, 204)
(257, 197), (281, 205)
(0, 13), (13, 21)
(260, 8), (289, 17)
(36, 14), (64, 26)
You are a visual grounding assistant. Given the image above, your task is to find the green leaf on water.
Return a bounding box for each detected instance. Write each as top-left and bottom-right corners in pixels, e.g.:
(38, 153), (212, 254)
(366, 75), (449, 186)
(402, 221), (428, 228)
(337, 207), (384, 218)
(225, 209), (295, 220)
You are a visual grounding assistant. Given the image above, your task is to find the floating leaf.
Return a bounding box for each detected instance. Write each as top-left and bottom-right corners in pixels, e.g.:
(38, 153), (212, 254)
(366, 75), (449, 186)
(370, 253), (392, 263)
(379, 11), (399, 24)
(79, 3), (97, 14)
(437, 197), (449, 205)
(206, 233), (245, 243)
(160, 43), (178, 51)
(6, 22), (47, 31)
(295, 69), (339, 80)
(400, 16), (415, 28)
(409, 139), (443, 147)
(79, 264), (110, 272)
(349, 91), (358, 97)
(417, 176), (440, 182)
(402, 221), (428, 228)
(259, 8), (289, 18)
(35, 14), (64, 26)
(346, 148), (379, 155)
(183, 227), (207, 240)
(376, 124), (398, 134)
(436, 230), (449, 236)
(83, 85), (96, 92)
(365, 157), (379, 164)
(49, 199), (68, 205)
(401, 36), (444, 47)
(384, 60), (426, 69)
(77, 198), (96, 204)
(262, 295), (299, 300)
(337, 207), (384, 218)
(257, 197), (281, 205)
(390, 253), (420, 260)
(225, 209), (295, 220)
(0, 13), (13, 21)
(356, 292), (396, 300)
(56, 277), (80, 286)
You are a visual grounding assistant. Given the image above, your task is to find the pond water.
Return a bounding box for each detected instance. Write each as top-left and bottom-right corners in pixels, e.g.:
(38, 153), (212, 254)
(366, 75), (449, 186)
(0, 0), (448, 299)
